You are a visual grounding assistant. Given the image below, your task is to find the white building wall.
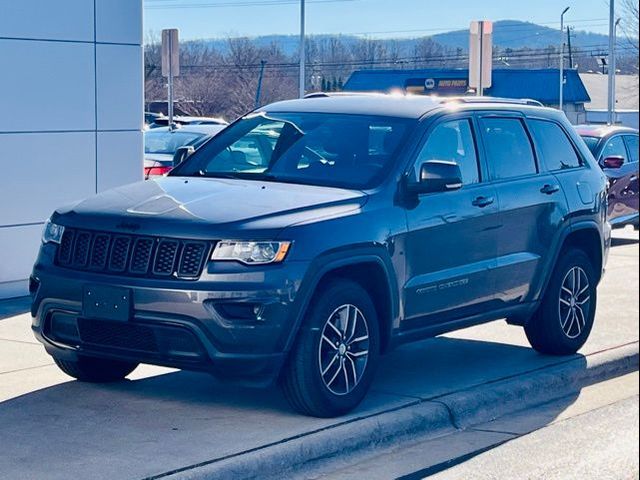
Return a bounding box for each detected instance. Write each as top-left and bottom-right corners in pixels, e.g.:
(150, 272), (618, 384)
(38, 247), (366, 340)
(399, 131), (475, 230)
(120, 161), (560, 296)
(0, 0), (143, 299)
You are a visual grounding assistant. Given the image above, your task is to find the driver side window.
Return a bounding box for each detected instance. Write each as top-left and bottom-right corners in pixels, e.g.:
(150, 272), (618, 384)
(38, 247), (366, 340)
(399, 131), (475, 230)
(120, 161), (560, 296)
(414, 119), (480, 185)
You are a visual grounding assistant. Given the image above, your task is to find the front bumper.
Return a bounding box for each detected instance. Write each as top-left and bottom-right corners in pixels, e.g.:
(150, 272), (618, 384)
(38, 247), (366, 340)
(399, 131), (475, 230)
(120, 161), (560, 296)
(30, 244), (309, 386)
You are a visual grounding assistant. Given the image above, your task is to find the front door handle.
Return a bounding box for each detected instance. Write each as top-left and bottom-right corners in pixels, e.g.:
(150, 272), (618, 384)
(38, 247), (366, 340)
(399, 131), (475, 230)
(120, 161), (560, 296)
(472, 196), (495, 208)
(540, 184), (560, 195)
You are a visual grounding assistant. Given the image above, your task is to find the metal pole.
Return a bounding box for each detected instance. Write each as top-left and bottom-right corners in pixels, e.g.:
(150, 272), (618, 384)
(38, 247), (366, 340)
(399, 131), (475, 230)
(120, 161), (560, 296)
(255, 60), (266, 108)
(567, 26), (573, 69)
(607, 0), (615, 124)
(559, 7), (569, 113)
(611, 18), (622, 124)
(478, 21), (484, 96)
(299, 0), (306, 98)
(168, 33), (174, 128)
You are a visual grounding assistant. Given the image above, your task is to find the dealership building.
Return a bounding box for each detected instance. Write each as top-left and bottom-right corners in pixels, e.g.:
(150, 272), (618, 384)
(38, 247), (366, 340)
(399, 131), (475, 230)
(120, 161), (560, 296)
(0, 1), (144, 299)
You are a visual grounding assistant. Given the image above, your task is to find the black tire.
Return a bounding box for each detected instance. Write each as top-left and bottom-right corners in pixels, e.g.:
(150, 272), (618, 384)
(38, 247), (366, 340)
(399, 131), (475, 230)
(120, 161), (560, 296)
(54, 355), (138, 382)
(525, 249), (597, 355)
(281, 279), (380, 417)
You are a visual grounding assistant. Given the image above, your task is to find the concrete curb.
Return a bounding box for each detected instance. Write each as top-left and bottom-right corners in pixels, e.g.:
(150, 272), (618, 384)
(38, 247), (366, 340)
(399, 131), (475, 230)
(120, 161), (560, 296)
(155, 342), (639, 480)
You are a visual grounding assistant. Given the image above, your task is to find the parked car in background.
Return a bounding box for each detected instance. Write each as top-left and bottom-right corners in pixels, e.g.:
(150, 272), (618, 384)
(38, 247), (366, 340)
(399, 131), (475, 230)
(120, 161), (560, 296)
(144, 124), (226, 178)
(144, 111), (167, 130)
(152, 115), (228, 127)
(577, 125), (639, 229)
(31, 95), (609, 417)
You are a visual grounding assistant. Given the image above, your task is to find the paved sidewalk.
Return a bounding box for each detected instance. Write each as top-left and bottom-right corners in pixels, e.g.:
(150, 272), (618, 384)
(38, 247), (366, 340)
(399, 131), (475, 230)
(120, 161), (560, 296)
(0, 229), (637, 480)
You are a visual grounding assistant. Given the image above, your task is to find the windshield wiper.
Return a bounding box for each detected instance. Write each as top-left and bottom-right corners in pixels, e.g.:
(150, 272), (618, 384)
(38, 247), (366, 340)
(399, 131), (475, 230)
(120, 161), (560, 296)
(192, 171), (279, 181)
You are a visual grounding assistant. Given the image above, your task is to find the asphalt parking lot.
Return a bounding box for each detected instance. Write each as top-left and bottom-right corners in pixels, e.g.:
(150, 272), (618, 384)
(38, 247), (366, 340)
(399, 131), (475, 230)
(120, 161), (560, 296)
(0, 228), (638, 480)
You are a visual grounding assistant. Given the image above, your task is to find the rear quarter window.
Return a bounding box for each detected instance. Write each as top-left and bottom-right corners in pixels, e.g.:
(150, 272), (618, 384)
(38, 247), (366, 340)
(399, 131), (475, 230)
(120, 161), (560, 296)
(529, 120), (582, 171)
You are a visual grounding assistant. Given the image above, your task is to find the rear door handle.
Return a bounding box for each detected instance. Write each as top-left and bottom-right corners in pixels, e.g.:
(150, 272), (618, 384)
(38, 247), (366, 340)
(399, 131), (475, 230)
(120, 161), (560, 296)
(472, 196), (495, 208)
(540, 184), (560, 195)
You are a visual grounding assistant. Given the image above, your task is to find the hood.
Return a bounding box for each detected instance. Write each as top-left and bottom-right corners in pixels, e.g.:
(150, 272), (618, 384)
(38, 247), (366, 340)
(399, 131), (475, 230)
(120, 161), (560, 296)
(54, 177), (367, 239)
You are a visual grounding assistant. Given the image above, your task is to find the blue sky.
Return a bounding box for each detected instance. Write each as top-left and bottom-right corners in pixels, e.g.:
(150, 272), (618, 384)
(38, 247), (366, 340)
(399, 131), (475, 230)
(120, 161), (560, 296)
(143, 0), (613, 41)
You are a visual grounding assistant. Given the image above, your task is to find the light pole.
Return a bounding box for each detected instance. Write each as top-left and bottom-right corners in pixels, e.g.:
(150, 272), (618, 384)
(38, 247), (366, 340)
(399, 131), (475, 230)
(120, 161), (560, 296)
(299, 0), (306, 98)
(559, 6), (570, 113)
(611, 17), (622, 124)
(607, 0), (615, 124)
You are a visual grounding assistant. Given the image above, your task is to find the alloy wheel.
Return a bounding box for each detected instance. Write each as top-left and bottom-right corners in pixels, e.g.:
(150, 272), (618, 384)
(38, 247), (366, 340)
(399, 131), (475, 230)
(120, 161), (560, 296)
(317, 304), (370, 396)
(558, 266), (591, 339)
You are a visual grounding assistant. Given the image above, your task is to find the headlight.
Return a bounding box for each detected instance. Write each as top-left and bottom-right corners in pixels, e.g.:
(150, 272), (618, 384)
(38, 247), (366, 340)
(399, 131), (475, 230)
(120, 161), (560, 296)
(42, 219), (65, 244)
(211, 241), (291, 265)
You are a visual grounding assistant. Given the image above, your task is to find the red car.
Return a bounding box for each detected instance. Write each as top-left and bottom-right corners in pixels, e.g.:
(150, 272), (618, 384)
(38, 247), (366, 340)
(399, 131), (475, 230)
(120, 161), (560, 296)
(577, 125), (639, 229)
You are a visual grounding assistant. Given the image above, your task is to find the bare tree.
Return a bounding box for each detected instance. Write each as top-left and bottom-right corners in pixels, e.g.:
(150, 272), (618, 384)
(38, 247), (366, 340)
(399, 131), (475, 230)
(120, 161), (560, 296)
(621, 0), (639, 54)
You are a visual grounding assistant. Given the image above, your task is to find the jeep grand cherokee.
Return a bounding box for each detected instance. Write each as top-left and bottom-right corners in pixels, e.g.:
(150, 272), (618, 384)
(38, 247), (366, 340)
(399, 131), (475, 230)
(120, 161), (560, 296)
(30, 94), (610, 417)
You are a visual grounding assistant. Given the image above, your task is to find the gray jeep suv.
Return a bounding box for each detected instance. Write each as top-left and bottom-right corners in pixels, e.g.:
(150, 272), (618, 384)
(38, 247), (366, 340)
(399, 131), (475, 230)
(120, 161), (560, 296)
(30, 94), (610, 417)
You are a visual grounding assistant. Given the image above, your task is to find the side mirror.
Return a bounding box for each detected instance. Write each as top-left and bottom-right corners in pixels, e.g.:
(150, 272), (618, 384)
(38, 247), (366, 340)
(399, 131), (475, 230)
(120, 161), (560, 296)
(602, 155), (624, 169)
(173, 145), (195, 166)
(408, 160), (463, 195)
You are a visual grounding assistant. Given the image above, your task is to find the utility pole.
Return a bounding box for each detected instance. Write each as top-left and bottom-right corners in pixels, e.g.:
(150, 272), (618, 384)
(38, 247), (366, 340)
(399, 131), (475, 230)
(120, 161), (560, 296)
(255, 60), (266, 109)
(611, 17), (622, 124)
(559, 6), (570, 113)
(607, 0), (615, 124)
(299, 0), (306, 98)
(567, 26), (573, 69)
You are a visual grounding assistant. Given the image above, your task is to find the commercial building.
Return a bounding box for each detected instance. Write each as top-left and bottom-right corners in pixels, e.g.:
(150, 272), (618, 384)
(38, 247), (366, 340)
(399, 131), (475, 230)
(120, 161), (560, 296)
(0, 0), (144, 299)
(579, 73), (639, 129)
(343, 68), (592, 124)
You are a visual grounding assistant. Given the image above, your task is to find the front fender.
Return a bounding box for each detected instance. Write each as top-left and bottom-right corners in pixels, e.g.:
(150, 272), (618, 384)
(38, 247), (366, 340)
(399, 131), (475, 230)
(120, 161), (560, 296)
(280, 246), (399, 354)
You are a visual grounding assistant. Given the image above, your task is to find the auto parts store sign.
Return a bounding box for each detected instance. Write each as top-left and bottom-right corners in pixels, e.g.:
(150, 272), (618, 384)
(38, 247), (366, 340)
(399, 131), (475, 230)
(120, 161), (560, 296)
(405, 78), (468, 94)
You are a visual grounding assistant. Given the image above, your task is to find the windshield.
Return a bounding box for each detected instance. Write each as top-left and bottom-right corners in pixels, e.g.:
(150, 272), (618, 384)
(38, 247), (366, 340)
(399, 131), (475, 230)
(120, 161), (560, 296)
(580, 135), (600, 155)
(144, 130), (206, 154)
(170, 112), (414, 189)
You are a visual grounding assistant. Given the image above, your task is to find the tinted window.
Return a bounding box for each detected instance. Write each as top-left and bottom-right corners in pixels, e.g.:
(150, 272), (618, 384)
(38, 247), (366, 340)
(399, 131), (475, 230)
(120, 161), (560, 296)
(415, 119), (480, 185)
(480, 118), (536, 180)
(600, 136), (627, 164)
(580, 136), (600, 154)
(529, 120), (581, 171)
(172, 112), (412, 189)
(624, 135), (639, 163)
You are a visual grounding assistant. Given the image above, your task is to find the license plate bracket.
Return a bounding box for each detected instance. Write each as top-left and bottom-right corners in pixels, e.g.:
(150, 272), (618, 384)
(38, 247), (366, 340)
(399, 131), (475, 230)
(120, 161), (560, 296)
(82, 285), (132, 322)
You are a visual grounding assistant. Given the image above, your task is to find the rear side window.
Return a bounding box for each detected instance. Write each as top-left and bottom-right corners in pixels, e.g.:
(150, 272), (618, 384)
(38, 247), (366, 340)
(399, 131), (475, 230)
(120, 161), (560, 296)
(528, 120), (581, 171)
(415, 119), (480, 185)
(480, 118), (536, 180)
(624, 135), (639, 163)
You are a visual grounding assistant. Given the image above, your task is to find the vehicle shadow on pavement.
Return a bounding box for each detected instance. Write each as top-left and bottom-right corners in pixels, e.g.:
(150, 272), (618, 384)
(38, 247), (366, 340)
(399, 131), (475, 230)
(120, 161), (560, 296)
(611, 236), (639, 247)
(0, 336), (589, 480)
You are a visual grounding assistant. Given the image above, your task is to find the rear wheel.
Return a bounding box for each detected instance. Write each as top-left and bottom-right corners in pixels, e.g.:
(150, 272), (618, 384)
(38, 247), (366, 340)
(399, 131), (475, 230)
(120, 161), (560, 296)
(281, 279), (380, 417)
(525, 249), (597, 355)
(54, 355), (138, 382)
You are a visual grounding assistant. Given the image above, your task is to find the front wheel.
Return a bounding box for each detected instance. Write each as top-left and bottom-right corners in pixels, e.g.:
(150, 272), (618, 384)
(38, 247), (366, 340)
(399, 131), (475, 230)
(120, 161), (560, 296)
(525, 249), (597, 355)
(281, 279), (380, 417)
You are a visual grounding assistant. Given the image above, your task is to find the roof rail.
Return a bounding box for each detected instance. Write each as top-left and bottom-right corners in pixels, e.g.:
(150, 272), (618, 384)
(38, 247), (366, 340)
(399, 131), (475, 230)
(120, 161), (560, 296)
(303, 91), (388, 99)
(446, 96), (544, 107)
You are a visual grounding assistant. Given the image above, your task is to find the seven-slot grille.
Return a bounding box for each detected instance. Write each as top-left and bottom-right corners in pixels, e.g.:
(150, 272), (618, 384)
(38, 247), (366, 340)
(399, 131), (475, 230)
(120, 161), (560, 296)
(56, 228), (210, 279)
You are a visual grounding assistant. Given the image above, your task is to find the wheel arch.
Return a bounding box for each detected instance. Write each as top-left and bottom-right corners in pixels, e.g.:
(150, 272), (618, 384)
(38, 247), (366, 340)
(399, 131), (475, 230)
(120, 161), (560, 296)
(286, 249), (399, 355)
(539, 221), (605, 301)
